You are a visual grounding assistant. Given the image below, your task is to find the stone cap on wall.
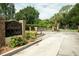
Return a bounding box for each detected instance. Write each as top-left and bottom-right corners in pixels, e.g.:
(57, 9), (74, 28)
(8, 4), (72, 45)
(0, 16), (5, 20)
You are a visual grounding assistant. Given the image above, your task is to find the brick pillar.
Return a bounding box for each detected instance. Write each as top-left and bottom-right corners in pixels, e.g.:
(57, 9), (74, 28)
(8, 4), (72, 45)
(34, 27), (37, 37)
(19, 20), (26, 40)
(0, 16), (5, 47)
(34, 27), (37, 32)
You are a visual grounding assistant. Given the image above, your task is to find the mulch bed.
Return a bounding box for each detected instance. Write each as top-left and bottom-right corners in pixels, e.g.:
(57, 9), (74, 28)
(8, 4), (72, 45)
(0, 42), (32, 55)
(0, 41), (33, 55)
(0, 34), (44, 55)
(0, 46), (13, 55)
(0, 41), (35, 55)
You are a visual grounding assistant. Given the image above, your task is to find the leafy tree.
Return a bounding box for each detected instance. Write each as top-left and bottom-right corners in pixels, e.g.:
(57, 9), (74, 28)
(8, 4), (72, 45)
(50, 13), (64, 31)
(50, 5), (73, 31)
(36, 19), (51, 30)
(59, 5), (72, 13)
(0, 3), (15, 20)
(64, 3), (79, 29)
(15, 6), (39, 24)
(58, 5), (72, 29)
(8, 4), (15, 19)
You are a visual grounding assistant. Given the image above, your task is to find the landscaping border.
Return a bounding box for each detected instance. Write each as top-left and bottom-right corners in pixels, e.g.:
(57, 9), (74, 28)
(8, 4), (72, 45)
(1, 34), (44, 56)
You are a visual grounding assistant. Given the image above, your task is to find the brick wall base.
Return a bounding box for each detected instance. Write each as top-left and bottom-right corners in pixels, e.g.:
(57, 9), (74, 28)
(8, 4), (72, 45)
(0, 16), (5, 47)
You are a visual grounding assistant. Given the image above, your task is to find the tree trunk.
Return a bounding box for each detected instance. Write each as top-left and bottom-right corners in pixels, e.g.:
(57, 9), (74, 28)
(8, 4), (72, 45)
(52, 26), (54, 31)
(78, 25), (79, 32)
(57, 23), (60, 31)
(29, 27), (31, 32)
(64, 25), (68, 31)
(55, 21), (58, 31)
(35, 27), (37, 32)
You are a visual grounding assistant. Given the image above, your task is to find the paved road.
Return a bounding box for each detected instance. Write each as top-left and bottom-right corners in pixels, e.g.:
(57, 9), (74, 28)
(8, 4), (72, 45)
(13, 32), (79, 56)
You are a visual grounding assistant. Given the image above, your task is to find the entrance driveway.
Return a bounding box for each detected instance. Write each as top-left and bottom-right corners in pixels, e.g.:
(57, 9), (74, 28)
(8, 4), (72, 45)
(13, 32), (79, 56)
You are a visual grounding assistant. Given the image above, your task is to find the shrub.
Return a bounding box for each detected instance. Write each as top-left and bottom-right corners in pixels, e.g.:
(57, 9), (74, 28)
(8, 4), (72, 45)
(26, 32), (31, 40)
(78, 29), (79, 32)
(25, 31), (37, 40)
(9, 37), (26, 48)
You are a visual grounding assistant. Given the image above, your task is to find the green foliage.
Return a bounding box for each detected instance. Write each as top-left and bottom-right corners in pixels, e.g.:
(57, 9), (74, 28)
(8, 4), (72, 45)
(36, 19), (51, 28)
(15, 6), (39, 24)
(9, 37), (26, 48)
(50, 4), (79, 29)
(25, 31), (37, 40)
(62, 3), (79, 29)
(50, 13), (64, 30)
(0, 3), (15, 20)
(59, 5), (72, 13)
(26, 32), (31, 40)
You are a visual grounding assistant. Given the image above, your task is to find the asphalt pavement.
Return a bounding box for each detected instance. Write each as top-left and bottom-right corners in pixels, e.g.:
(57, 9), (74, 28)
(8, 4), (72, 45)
(13, 32), (79, 56)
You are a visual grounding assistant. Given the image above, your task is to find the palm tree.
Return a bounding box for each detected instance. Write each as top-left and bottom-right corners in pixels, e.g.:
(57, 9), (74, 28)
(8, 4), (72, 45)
(50, 5), (73, 31)
(51, 13), (63, 31)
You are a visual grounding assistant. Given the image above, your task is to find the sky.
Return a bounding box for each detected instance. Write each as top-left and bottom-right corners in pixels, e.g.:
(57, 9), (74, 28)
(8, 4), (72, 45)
(15, 3), (74, 19)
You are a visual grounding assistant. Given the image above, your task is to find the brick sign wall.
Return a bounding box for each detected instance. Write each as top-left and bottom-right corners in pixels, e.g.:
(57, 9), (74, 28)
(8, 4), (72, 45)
(5, 21), (22, 37)
(0, 16), (5, 47)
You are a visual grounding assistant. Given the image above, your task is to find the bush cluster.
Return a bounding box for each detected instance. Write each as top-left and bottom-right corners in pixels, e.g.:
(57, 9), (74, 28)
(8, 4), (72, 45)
(25, 31), (37, 40)
(9, 37), (26, 48)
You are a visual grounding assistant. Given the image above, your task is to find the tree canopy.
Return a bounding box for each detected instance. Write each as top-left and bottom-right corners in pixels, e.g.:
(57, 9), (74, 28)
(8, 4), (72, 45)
(35, 19), (52, 29)
(50, 3), (79, 29)
(59, 5), (72, 13)
(15, 6), (39, 24)
(50, 5), (73, 30)
(0, 3), (15, 20)
(62, 3), (79, 29)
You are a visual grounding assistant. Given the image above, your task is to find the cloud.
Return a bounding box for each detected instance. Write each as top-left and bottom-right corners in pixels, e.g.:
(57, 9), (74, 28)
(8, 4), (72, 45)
(36, 5), (59, 19)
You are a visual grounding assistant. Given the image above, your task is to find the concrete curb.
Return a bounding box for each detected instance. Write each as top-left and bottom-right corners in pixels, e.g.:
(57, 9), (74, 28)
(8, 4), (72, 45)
(1, 39), (42, 56)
